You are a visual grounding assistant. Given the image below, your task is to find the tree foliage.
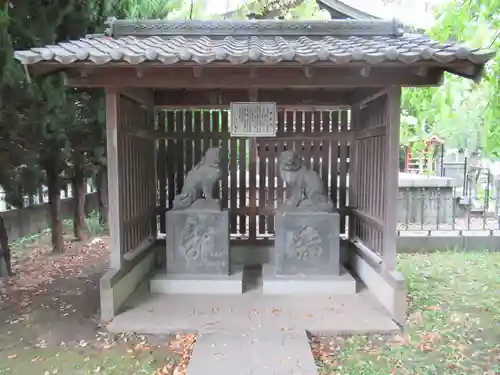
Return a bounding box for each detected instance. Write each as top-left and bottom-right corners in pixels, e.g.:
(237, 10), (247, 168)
(401, 0), (499, 157)
(220, 0), (327, 20)
(0, 0), (191, 252)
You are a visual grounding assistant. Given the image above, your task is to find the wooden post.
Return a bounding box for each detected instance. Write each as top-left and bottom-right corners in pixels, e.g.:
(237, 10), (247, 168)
(348, 104), (360, 241)
(383, 87), (401, 270)
(157, 111), (167, 234)
(106, 88), (124, 269)
(249, 137), (257, 241)
(147, 96), (158, 239)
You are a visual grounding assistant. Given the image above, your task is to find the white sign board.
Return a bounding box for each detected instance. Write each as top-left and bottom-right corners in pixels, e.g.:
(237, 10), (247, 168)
(230, 102), (277, 137)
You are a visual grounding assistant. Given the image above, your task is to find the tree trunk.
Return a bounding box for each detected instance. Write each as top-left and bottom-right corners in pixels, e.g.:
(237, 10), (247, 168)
(0, 215), (12, 277)
(72, 152), (87, 240)
(72, 176), (87, 240)
(38, 186), (44, 204)
(47, 168), (64, 253)
(96, 166), (108, 226)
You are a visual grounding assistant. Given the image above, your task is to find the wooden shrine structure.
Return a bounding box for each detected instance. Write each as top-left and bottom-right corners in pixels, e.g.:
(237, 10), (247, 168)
(14, 17), (494, 324)
(404, 134), (445, 173)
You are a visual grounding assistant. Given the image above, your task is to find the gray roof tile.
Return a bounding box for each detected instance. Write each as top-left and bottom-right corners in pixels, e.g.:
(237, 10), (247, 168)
(13, 20), (495, 68)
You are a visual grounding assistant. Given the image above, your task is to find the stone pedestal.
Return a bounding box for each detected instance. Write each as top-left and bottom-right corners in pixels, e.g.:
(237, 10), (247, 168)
(263, 211), (355, 295)
(151, 200), (242, 295)
(275, 211), (340, 276)
(166, 202), (229, 276)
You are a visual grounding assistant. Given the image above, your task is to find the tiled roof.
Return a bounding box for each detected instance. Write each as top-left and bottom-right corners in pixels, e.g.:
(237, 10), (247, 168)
(13, 19), (495, 68)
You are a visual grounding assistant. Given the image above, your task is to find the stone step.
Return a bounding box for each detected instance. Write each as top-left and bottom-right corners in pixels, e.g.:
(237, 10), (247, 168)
(150, 270), (244, 295)
(187, 330), (318, 375)
(262, 264), (356, 295)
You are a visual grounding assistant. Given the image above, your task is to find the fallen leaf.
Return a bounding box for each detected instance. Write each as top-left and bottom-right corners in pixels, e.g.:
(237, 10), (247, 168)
(424, 306), (441, 311)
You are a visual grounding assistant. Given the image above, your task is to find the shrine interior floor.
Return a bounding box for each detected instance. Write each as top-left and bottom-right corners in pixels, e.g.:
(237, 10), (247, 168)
(106, 265), (400, 335)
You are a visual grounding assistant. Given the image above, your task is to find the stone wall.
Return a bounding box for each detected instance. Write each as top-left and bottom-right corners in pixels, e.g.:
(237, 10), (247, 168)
(398, 173), (459, 225)
(398, 234), (500, 252)
(231, 172), (461, 225)
(1, 193), (98, 242)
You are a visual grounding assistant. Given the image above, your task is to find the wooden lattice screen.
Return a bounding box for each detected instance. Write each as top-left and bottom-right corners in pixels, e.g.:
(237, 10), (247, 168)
(349, 94), (388, 257)
(157, 108), (351, 244)
(116, 95), (157, 257)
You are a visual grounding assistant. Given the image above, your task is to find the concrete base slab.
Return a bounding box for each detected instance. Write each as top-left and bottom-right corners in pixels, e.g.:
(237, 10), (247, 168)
(150, 270), (243, 295)
(262, 264), (356, 295)
(187, 330), (317, 375)
(108, 290), (399, 336)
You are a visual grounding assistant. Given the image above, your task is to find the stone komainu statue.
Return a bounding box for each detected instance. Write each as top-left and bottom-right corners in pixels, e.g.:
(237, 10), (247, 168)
(278, 150), (334, 213)
(173, 148), (223, 210)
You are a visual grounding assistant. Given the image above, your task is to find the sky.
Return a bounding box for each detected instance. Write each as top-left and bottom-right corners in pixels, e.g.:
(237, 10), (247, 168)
(204, 0), (445, 29)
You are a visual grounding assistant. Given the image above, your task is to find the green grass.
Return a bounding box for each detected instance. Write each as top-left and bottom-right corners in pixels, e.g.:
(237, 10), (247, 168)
(10, 211), (106, 252)
(0, 345), (162, 375)
(3, 239), (499, 374)
(313, 250), (500, 374)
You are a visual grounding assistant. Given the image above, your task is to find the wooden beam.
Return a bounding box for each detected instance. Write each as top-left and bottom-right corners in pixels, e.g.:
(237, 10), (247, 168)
(66, 66), (444, 89)
(412, 66), (428, 77)
(36, 59), (479, 69)
(351, 208), (385, 231)
(135, 67), (145, 78)
(302, 67), (313, 78)
(352, 237), (383, 266)
(355, 125), (386, 140)
(123, 236), (155, 262)
(123, 125), (355, 141)
(192, 67), (203, 78)
(123, 207), (156, 231)
(359, 66), (371, 78)
(119, 88), (154, 107)
(154, 89), (351, 107)
(350, 88), (388, 106)
(248, 88), (258, 102)
(105, 88), (124, 269)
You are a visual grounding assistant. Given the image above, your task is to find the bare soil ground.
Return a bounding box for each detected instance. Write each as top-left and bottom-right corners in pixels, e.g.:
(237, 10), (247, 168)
(0, 233), (194, 375)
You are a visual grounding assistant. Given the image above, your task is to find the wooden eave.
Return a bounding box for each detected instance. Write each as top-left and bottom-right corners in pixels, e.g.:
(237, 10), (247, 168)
(23, 58), (486, 85)
(62, 64), (446, 88)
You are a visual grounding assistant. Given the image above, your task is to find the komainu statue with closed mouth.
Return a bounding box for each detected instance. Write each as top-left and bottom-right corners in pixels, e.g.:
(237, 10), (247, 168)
(278, 150), (334, 213)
